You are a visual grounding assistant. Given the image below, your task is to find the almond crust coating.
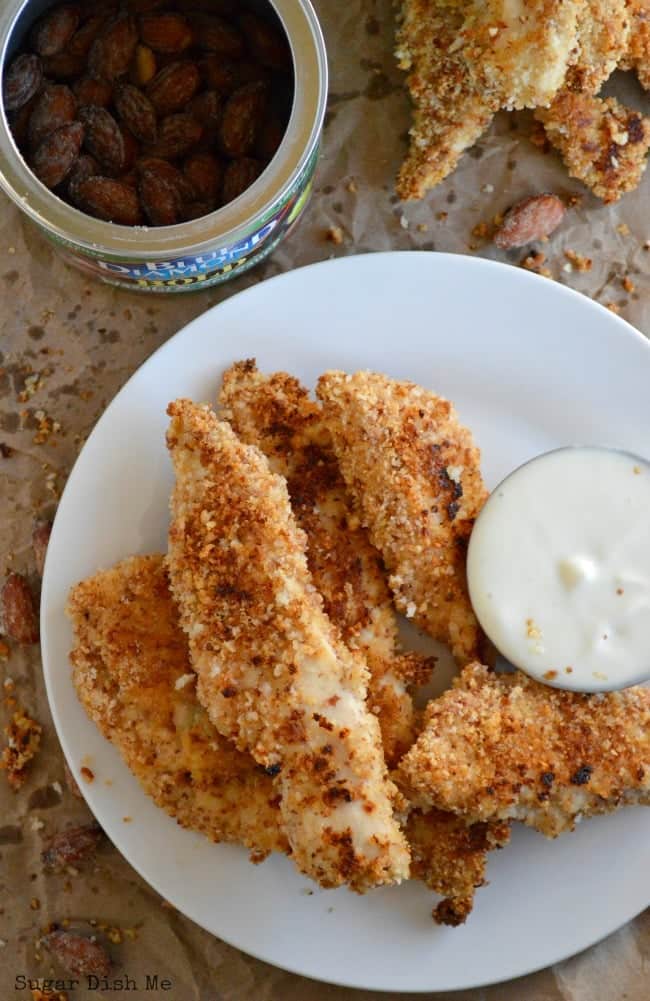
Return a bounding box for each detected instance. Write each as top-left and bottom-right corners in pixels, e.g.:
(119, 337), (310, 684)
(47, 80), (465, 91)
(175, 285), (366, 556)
(394, 0), (584, 199)
(536, 91), (650, 203)
(620, 0), (650, 89)
(218, 359), (426, 765)
(406, 809), (510, 925)
(166, 400), (410, 891)
(317, 370), (487, 665)
(397, 663), (650, 836)
(67, 554), (288, 862)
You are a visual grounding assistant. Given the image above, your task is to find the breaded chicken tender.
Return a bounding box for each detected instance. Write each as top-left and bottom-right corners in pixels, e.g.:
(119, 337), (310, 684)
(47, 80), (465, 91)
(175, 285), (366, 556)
(395, 0), (498, 200)
(166, 400), (410, 891)
(563, 0), (630, 94)
(406, 810), (510, 925)
(395, 0), (583, 198)
(67, 555), (287, 861)
(536, 91), (650, 203)
(218, 360), (428, 765)
(620, 0), (650, 90)
(398, 663), (650, 836)
(317, 371), (487, 665)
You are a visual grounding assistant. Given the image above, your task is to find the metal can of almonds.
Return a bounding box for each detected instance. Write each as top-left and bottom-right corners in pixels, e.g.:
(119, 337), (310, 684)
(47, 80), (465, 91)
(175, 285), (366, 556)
(0, 0), (327, 292)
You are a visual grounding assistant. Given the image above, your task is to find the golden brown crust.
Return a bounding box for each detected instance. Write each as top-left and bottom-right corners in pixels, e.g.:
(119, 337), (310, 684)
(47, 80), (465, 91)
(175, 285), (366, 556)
(317, 370), (487, 665)
(406, 810), (510, 925)
(620, 0), (650, 89)
(395, 0), (497, 200)
(218, 359), (423, 766)
(2, 708), (42, 790)
(165, 400), (410, 891)
(398, 663), (650, 836)
(67, 554), (288, 861)
(394, 0), (584, 198)
(536, 91), (650, 203)
(564, 0), (630, 94)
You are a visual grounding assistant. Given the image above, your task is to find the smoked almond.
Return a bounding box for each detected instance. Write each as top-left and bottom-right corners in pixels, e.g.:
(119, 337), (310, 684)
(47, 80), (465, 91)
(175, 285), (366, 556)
(31, 5), (81, 58)
(139, 167), (183, 224)
(32, 120), (84, 188)
(1, 572), (39, 645)
(219, 80), (267, 157)
(222, 156), (261, 203)
(28, 84), (77, 151)
(146, 60), (200, 115)
(139, 12), (193, 54)
(88, 15), (138, 81)
(79, 105), (125, 173)
(115, 82), (157, 144)
(73, 75), (113, 108)
(147, 112), (203, 158)
(494, 194), (566, 249)
(4, 54), (43, 111)
(75, 175), (143, 223)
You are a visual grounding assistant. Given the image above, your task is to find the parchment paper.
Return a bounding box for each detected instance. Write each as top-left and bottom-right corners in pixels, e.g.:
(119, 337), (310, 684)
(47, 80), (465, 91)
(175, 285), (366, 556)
(1, 0), (649, 997)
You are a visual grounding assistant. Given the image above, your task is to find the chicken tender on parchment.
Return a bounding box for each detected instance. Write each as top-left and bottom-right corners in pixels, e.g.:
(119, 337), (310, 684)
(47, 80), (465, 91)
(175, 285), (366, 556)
(218, 360), (429, 765)
(394, 0), (583, 199)
(562, 0), (630, 94)
(536, 91), (650, 203)
(398, 663), (650, 836)
(406, 810), (510, 925)
(395, 0), (498, 200)
(67, 555), (287, 862)
(620, 0), (650, 90)
(166, 400), (410, 891)
(317, 371), (487, 665)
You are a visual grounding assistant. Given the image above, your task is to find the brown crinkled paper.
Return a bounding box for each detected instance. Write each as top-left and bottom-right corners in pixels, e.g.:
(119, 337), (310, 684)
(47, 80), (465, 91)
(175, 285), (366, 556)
(0, 0), (648, 997)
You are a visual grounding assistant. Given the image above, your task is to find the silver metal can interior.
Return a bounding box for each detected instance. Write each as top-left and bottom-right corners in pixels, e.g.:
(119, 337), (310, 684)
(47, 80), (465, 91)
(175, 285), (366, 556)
(0, 0), (328, 291)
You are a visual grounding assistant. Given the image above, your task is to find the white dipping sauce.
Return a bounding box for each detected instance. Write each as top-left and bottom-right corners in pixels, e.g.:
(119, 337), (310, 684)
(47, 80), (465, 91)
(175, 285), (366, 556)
(467, 447), (650, 692)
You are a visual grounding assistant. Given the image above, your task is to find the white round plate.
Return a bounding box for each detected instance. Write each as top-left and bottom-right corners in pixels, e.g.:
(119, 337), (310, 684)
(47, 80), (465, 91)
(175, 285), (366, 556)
(41, 253), (650, 993)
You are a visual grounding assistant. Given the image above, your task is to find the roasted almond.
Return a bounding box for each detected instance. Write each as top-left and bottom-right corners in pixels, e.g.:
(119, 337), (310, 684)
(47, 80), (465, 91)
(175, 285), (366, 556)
(219, 80), (267, 157)
(42, 51), (87, 80)
(73, 75), (113, 108)
(67, 152), (99, 202)
(4, 54), (43, 111)
(31, 5), (81, 58)
(139, 167), (183, 224)
(222, 156), (261, 204)
(121, 126), (140, 171)
(42, 931), (111, 977)
(188, 14), (244, 57)
(136, 156), (195, 200)
(494, 194), (566, 249)
(75, 175), (143, 223)
(8, 95), (39, 150)
(68, 13), (108, 59)
(88, 15), (138, 81)
(32, 120), (84, 189)
(147, 112), (203, 158)
(28, 84), (77, 151)
(79, 105), (125, 173)
(115, 82), (157, 144)
(139, 12), (193, 54)
(1, 572), (39, 645)
(146, 60), (200, 115)
(239, 12), (291, 72)
(183, 151), (222, 203)
(42, 823), (103, 868)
